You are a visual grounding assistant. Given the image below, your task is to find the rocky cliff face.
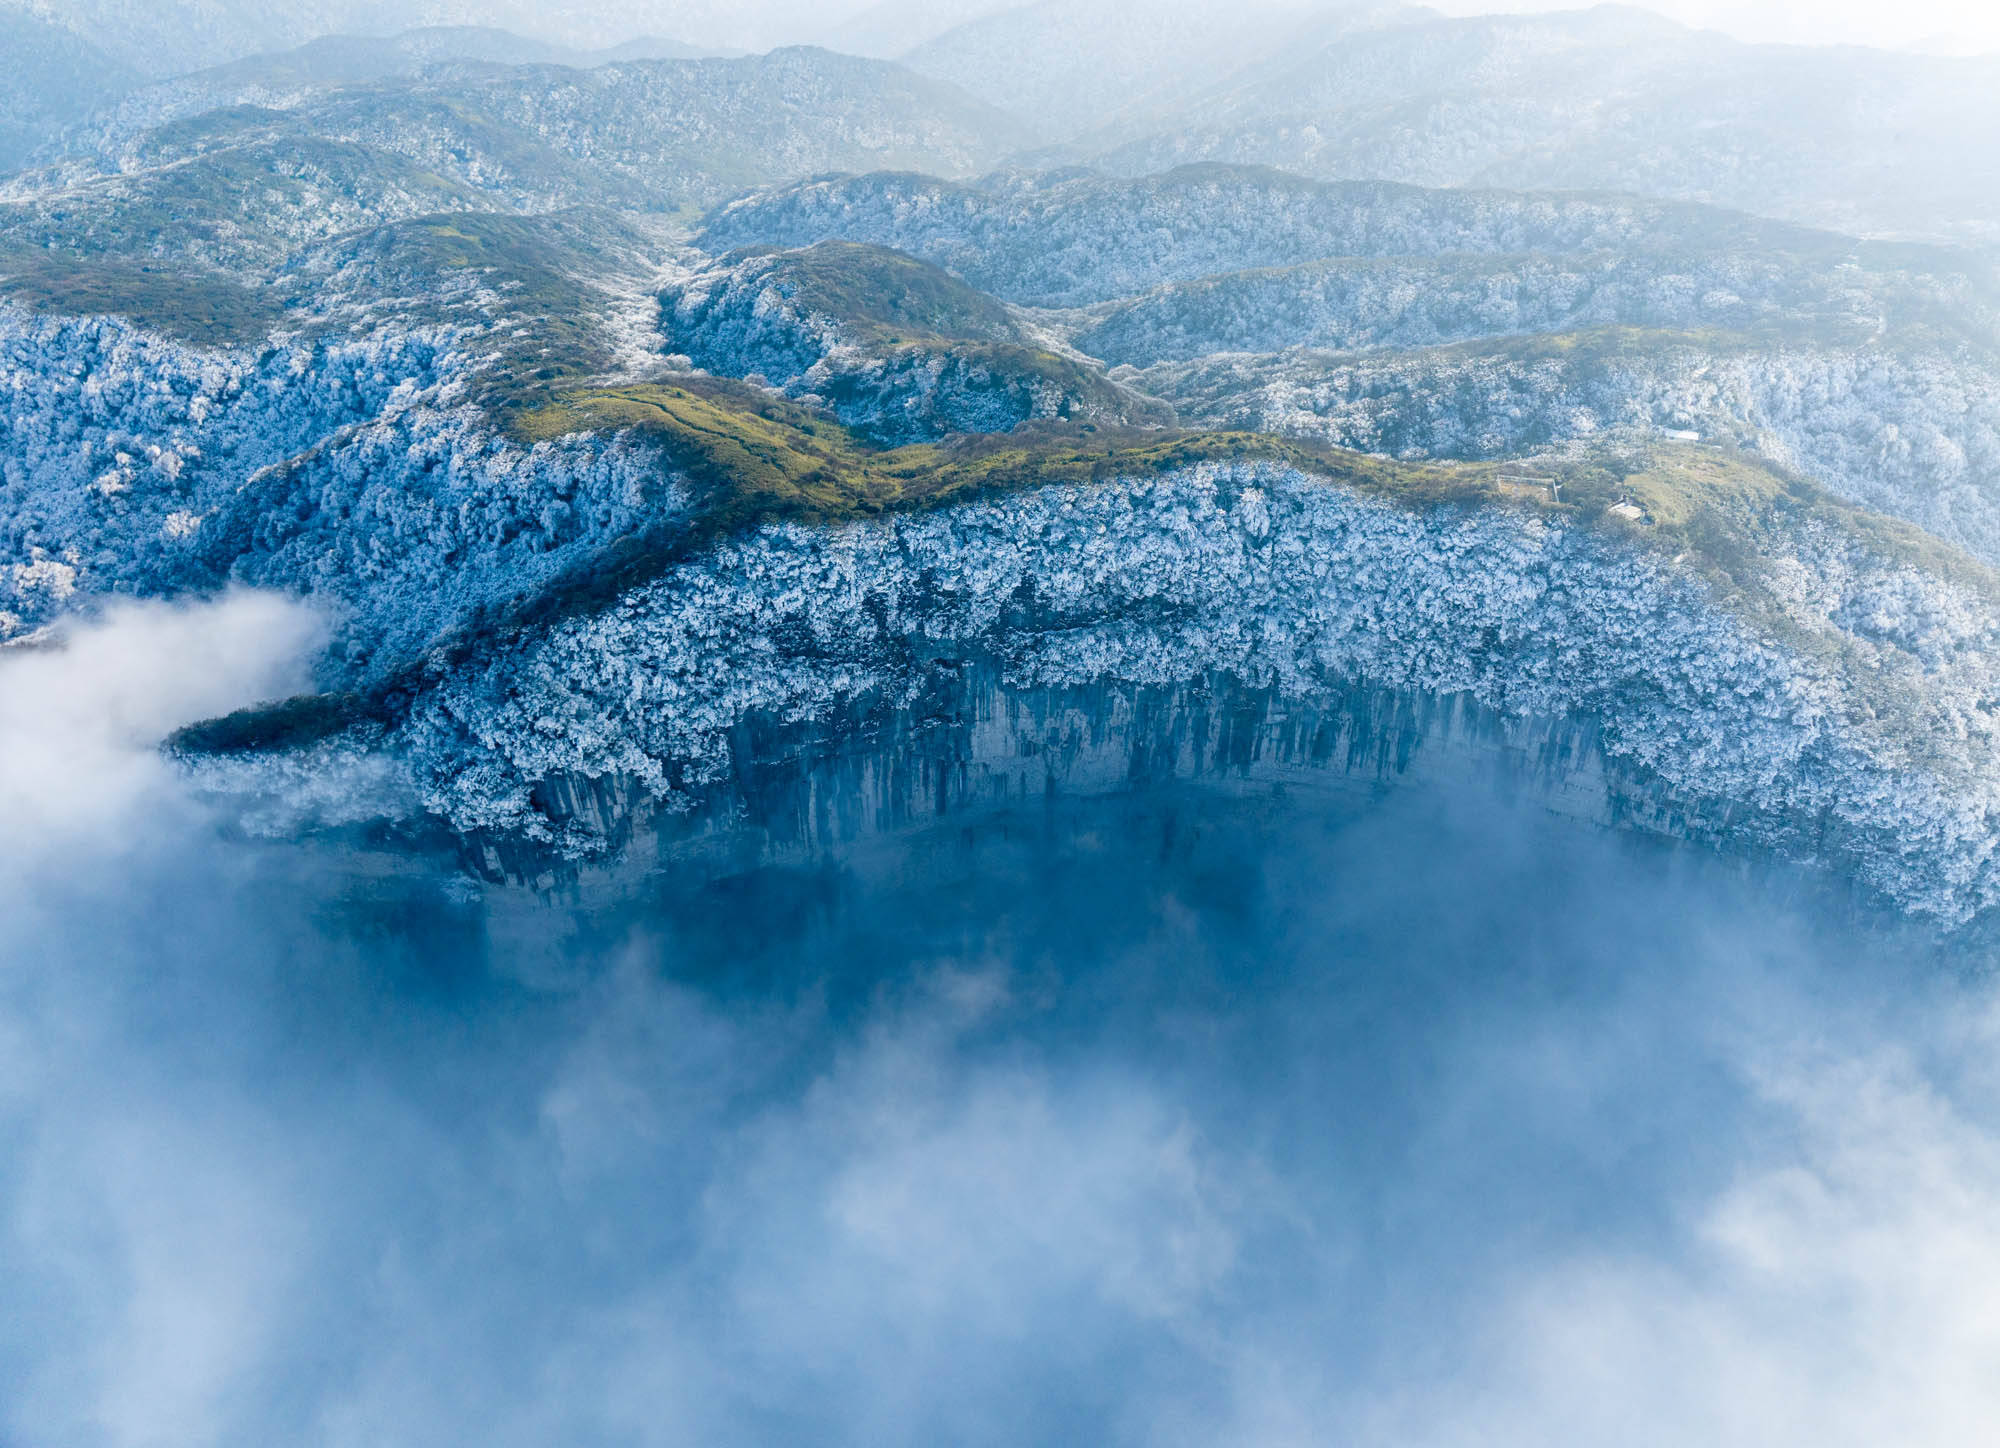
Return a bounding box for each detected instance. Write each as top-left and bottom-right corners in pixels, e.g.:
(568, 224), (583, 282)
(453, 653), (1627, 899)
(183, 459), (2000, 929)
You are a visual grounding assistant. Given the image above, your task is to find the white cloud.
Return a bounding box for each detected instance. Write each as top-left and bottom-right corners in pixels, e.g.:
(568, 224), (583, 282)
(10, 1112), (309, 1448)
(0, 591), (323, 859)
(6, 601), (2000, 1447)
(1231, 992), (2000, 1448)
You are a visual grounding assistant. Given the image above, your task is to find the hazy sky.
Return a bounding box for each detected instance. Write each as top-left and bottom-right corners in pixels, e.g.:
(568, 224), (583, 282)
(613, 0), (2000, 62)
(1442, 0), (2000, 53)
(702, 0), (2000, 59)
(822, 0), (2000, 57)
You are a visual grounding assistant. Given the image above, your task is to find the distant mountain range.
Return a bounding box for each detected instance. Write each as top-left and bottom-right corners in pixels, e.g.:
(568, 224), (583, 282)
(1070, 5), (2000, 244)
(812, 0), (1013, 60)
(0, 0), (888, 76)
(898, 0), (1391, 141)
(3, 48), (1024, 275)
(0, 10), (138, 172)
(894, 0), (2000, 244)
(7, 3), (1999, 243)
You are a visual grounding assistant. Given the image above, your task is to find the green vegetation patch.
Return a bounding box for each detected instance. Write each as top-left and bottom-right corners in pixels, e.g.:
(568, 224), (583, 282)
(512, 377), (1998, 591)
(1549, 441), (2000, 607)
(350, 212), (636, 407)
(512, 376), (1478, 530)
(0, 246), (283, 344)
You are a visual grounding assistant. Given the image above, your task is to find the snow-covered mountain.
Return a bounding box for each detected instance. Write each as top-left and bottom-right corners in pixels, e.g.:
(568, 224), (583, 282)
(2, 50), (1024, 276)
(21, 19), (2000, 1448)
(699, 164), (2000, 561)
(698, 166), (1918, 308)
(46, 26), (717, 169)
(6, 12), (2000, 933)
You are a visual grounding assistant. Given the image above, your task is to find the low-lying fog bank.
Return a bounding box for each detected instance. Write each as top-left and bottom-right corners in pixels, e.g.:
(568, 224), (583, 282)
(4, 596), (1998, 1448)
